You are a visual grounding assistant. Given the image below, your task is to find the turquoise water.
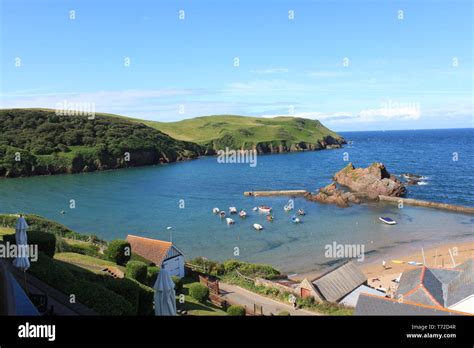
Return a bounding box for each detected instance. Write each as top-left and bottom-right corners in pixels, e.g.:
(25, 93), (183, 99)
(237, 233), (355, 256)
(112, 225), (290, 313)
(0, 129), (473, 273)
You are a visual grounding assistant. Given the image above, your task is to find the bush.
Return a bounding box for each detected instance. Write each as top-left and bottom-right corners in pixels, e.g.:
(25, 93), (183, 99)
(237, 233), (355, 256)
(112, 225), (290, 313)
(29, 252), (134, 315)
(4, 230), (56, 258)
(106, 240), (131, 265)
(57, 241), (100, 257)
(102, 277), (140, 315)
(226, 305), (246, 316)
(0, 214), (105, 243)
(126, 261), (147, 283)
(188, 283), (209, 303)
(132, 280), (155, 315)
(171, 276), (183, 293)
(277, 311), (291, 316)
(146, 266), (160, 287)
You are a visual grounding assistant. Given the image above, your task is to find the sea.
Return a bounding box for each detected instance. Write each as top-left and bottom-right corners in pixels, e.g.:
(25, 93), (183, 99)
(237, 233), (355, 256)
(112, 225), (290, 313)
(1, 128), (473, 274)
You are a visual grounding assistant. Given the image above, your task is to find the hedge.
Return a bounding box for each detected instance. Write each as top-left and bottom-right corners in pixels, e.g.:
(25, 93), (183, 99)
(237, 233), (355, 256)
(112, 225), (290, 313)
(227, 305), (246, 316)
(4, 230), (56, 258)
(277, 311), (291, 316)
(0, 214), (104, 243)
(172, 276), (183, 294)
(188, 283), (209, 303)
(106, 240), (131, 265)
(146, 266), (160, 287)
(101, 277), (140, 314)
(29, 252), (134, 315)
(126, 261), (147, 284)
(57, 240), (100, 257)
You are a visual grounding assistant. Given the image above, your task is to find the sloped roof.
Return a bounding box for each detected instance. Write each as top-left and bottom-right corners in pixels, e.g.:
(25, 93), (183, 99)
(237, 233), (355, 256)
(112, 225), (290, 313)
(338, 285), (385, 307)
(312, 261), (367, 302)
(126, 234), (182, 266)
(446, 259), (474, 307)
(395, 258), (474, 308)
(355, 294), (465, 316)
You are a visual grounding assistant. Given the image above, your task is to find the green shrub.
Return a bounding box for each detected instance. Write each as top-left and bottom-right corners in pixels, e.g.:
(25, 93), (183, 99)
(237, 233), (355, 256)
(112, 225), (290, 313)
(126, 261), (147, 283)
(277, 311), (291, 316)
(101, 277), (140, 315)
(223, 259), (242, 273)
(57, 241), (100, 257)
(132, 280), (155, 315)
(188, 283), (209, 303)
(71, 279), (134, 315)
(106, 240), (131, 265)
(0, 214), (105, 243)
(171, 276), (183, 293)
(29, 252), (134, 315)
(146, 266), (160, 287)
(227, 305), (246, 316)
(4, 230), (56, 258)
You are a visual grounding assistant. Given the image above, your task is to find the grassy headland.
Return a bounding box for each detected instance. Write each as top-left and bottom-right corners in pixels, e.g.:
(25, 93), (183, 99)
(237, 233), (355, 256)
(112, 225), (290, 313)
(0, 108), (345, 178)
(137, 115), (346, 154)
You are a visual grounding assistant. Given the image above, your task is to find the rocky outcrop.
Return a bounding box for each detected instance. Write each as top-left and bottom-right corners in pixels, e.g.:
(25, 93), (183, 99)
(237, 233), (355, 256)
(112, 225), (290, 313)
(334, 162), (407, 199)
(400, 173), (424, 186)
(304, 183), (361, 208)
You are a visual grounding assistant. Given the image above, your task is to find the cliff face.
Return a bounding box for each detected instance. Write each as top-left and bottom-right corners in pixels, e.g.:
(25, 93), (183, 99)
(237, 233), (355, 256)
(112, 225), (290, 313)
(333, 162), (407, 199)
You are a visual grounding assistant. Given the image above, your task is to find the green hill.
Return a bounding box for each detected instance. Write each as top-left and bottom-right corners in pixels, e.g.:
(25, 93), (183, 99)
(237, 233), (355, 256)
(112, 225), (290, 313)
(134, 115), (346, 154)
(0, 109), (204, 178)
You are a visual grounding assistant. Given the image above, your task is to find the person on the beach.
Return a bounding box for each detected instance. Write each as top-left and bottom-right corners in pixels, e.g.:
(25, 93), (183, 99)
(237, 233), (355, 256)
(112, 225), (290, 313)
(382, 260), (387, 269)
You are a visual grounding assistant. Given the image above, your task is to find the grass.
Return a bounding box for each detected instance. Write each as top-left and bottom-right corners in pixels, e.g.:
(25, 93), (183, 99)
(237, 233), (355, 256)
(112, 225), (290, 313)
(179, 277), (227, 316)
(140, 115), (343, 149)
(54, 252), (126, 274)
(0, 226), (14, 238)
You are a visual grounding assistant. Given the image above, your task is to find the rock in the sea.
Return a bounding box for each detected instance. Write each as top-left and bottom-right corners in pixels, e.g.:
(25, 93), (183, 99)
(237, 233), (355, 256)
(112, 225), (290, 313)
(305, 183), (361, 208)
(333, 162), (407, 199)
(401, 173), (424, 186)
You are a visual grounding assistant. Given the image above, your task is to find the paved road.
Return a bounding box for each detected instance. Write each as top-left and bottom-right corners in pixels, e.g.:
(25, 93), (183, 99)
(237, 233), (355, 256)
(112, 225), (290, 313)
(219, 282), (319, 316)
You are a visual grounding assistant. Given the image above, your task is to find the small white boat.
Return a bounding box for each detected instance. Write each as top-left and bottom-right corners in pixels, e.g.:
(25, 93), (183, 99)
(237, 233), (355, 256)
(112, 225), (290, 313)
(258, 206), (272, 214)
(291, 216), (300, 224)
(284, 205), (293, 212)
(229, 207), (238, 214)
(379, 217), (397, 225)
(239, 210), (247, 218)
(253, 223), (263, 231)
(212, 207), (220, 214)
(226, 218), (235, 225)
(297, 209), (305, 216)
(252, 207), (258, 212)
(219, 211), (226, 218)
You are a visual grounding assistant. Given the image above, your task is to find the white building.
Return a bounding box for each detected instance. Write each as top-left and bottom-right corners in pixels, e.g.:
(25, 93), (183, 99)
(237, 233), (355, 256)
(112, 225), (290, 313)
(126, 234), (185, 278)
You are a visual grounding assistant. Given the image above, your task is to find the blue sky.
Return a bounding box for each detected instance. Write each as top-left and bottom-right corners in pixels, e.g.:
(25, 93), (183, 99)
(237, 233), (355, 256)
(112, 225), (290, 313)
(1, 0), (472, 131)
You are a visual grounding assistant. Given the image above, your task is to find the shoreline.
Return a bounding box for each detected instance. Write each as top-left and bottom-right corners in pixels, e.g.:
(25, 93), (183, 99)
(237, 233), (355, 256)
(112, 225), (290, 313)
(291, 239), (474, 287)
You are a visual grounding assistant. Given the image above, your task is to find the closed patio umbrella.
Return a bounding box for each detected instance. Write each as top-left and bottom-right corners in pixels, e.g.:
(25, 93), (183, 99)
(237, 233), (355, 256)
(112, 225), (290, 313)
(12, 215), (30, 271)
(153, 268), (176, 316)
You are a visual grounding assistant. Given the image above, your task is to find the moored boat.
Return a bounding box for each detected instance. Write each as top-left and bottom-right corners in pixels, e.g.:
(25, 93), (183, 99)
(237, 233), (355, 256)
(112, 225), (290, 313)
(291, 216), (301, 223)
(212, 207), (220, 214)
(297, 209), (305, 216)
(226, 218), (235, 225)
(379, 216), (396, 225)
(284, 205), (293, 212)
(219, 211), (226, 218)
(258, 205), (272, 214)
(229, 207), (238, 214)
(239, 210), (247, 218)
(266, 214), (274, 222)
(253, 223), (263, 231)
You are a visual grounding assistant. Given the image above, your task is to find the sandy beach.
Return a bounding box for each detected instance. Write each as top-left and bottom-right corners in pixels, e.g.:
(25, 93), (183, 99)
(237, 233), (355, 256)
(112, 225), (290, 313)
(362, 240), (474, 294)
